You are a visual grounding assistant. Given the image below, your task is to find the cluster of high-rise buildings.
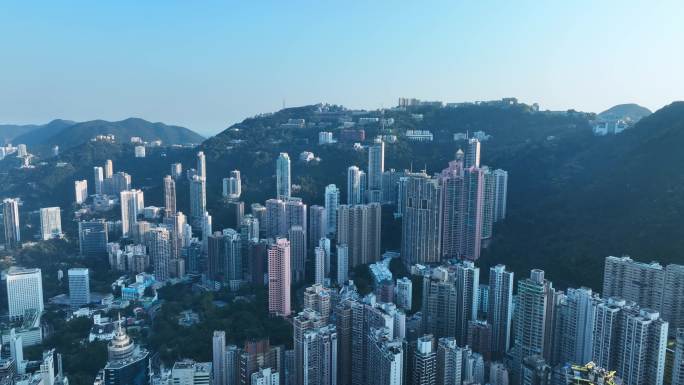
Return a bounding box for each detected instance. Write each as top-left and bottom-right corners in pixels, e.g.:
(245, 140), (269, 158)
(206, 253), (684, 385)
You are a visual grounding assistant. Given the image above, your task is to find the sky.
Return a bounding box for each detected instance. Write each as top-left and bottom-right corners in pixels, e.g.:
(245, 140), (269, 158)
(1, 1), (682, 136)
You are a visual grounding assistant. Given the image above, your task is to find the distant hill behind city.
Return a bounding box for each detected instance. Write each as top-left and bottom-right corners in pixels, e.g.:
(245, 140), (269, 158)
(597, 103), (652, 122)
(8, 117), (204, 154)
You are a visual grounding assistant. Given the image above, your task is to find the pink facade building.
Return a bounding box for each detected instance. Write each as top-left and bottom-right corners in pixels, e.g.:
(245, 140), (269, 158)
(268, 237), (291, 317)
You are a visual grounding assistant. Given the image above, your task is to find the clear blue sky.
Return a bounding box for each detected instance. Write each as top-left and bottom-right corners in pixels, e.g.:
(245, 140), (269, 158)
(1, 1), (682, 136)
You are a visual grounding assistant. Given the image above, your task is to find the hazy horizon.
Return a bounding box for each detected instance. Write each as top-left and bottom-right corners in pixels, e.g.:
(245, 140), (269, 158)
(2, 1), (682, 136)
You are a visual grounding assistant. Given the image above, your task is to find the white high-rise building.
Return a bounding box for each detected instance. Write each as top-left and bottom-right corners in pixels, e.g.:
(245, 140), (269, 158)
(213, 331), (226, 385)
(104, 159), (113, 178)
(202, 212), (212, 253)
(134, 145), (146, 158)
(6, 267), (44, 319)
(3, 198), (21, 250)
(190, 175), (207, 228)
(465, 138), (481, 168)
(120, 189), (143, 238)
(559, 287), (597, 365)
(68, 268), (90, 308)
(196, 151), (206, 179)
(367, 138), (385, 203)
(171, 163), (183, 179)
(164, 175), (177, 217)
(39, 207), (62, 240)
(324, 184), (340, 236)
(276, 153), (291, 200)
(222, 170), (242, 200)
(74, 180), (88, 204)
(347, 166), (364, 205)
(455, 261), (479, 344)
(488, 264), (514, 359)
(93, 166), (104, 195)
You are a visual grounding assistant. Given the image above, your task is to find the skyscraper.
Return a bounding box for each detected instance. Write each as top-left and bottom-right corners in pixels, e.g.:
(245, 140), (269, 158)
(395, 277), (413, 312)
(314, 246), (325, 285)
(663, 264), (684, 336)
(454, 261), (479, 344)
(557, 287), (597, 365)
(436, 337), (463, 385)
(74, 179), (88, 204)
(78, 219), (108, 256)
(602, 255), (665, 312)
(592, 297), (632, 371)
(309, 205), (326, 251)
(164, 175), (177, 217)
(121, 189), (143, 238)
(285, 198), (307, 237)
(367, 138), (385, 203)
(673, 329), (684, 385)
(6, 267), (43, 319)
(68, 268), (90, 308)
(488, 264), (514, 359)
(481, 166), (495, 240)
(3, 198), (20, 250)
(421, 267), (458, 339)
(289, 225), (306, 283)
(293, 309), (325, 385)
(412, 335), (437, 385)
(493, 169), (508, 222)
(347, 166), (364, 205)
(147, 226), (171, 281)
(39, 207), (62, 240)
(196, 151), (206, 179)
(401, 172), (441, 265)
(223, 170), (242, 200)
(324, 184), (340, 236)
(93, 166), (104, 194)
(213, 331), (227, 385)
(616, 308), (668, 385)
(276, 153), (291, 200)
(367, 327), (404, 385)
(189, 175), (207, 229)
(171, 163), (183, 179)
(302, 325), (337, 385)
(265, 199), (287, 238)
(465, 138), (480, 168)
(268, 238), (291, 317)
(512, 269), (555, 382)
(336, 244), (349, 285)
(104, 159), (113, 179)
(336, 203), (381, 268)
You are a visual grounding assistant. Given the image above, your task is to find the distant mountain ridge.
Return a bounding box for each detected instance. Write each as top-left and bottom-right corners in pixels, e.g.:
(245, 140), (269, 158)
(11, 117), (204, 153)
(0, 119), (75, 145)
(598, 103), (652, 122)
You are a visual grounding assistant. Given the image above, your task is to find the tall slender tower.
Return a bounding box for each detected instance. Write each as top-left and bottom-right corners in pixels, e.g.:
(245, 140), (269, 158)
(288, 225), (306, 283)
(196, 151), (206, 179)
(367, 138), (385, 203)
(309, 205), (326, 251)
(413, 335), (437, 385)
(324, 184), (340, 236)
(268, 238), (291, 317)
(455, 261), (480, 345)
(189, 175), (207, 229)
(39, 207), (62, 240)
(512, 269), (555, 383)
(213, 331), (227, 385)
(493, 169), (508, 222)
(104, 159), (113, 179)
(347, 166), (364, 205)
(163, 175), (176, 217)
(488, 264), (514, 359)
(673, 329), (684, 385)
(465, 138), (480, 168)
(276, 153), (291, 200)
(93, 166), (104, 195)
(120, 190), (143, 238)
(3, 198), (20, 250)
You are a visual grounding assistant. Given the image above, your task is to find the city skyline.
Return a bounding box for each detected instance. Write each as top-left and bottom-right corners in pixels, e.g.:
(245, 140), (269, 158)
(2, 1), (683, 135)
